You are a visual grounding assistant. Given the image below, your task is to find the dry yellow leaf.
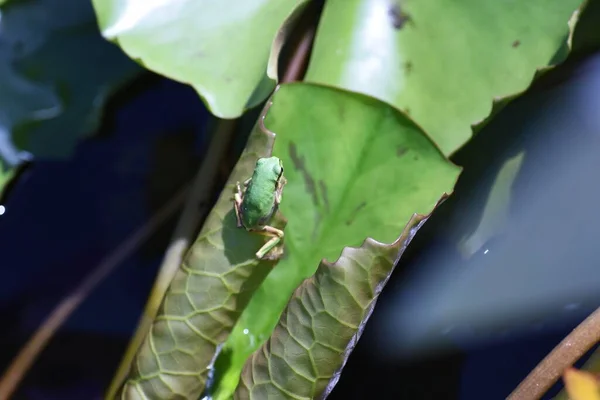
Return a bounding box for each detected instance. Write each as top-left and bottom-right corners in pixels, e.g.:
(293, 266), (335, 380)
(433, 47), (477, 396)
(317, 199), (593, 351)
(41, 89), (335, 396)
(564, 367), (600, 400)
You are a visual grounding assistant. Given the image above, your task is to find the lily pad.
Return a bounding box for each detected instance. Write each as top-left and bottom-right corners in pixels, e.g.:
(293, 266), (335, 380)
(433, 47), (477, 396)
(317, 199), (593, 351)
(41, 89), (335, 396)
(92, 0), (309, 118)
(209, 82), (460, 399)
(304, 0), (585, 155)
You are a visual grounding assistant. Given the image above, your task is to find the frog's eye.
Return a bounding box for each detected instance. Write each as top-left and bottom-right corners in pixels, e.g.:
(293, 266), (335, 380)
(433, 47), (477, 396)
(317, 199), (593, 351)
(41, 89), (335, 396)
(274, 163), (283, 177)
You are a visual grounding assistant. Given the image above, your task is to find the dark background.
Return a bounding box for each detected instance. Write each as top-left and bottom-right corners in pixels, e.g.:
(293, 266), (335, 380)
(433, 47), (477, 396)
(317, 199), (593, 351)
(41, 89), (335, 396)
(2, 8), (600, 400)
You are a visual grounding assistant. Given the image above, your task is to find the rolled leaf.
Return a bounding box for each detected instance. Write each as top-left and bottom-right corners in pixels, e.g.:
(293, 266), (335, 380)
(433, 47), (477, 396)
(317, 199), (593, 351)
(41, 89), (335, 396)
(117, 104), (287, 399)
(235, 205), (442, 399)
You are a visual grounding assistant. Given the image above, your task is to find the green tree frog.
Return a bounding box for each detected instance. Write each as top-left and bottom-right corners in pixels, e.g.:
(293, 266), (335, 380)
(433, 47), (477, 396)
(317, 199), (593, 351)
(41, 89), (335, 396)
(233, 156), (287, 259)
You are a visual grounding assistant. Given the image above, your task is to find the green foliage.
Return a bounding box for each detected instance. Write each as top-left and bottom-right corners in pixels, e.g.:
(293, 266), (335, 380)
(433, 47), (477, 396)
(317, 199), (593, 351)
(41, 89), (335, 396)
(114, 83), (459, 400)
(0, 0), (593, 397)
(92, 0), (309, 118)
(235, 215), (435, 399)
(305, 0), (584, 155)
(76, 0), (595, 398)
(438, 0), (600, 262)
(210, 83), (460, 399)
(114, 114), (287, 399)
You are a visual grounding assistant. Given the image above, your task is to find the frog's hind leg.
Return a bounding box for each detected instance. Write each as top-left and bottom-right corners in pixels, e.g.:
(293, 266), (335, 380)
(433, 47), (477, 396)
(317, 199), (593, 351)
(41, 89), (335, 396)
(254, 226), (284, 259)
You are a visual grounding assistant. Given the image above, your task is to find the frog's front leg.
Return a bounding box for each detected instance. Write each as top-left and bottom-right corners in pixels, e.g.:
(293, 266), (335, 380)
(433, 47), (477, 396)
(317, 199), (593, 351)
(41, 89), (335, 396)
(274, 176), (286, 204)
(254, 225), (284, 259)
(233, 182), (244, 228)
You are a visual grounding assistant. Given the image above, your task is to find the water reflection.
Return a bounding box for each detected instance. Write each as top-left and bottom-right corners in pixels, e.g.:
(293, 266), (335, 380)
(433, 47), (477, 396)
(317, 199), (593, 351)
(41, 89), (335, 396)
(370, 53), (600, 360)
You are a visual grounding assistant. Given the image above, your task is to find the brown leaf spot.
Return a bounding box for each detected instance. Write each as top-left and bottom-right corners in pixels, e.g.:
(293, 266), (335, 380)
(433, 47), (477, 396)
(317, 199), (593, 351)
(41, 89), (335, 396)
(404, 61), (413, 75)
(337, 104), (346, 120)
(289, 142), (319, 208)
(388, 2), (413, 30)
(396, 146), (408, 157)
(512, 40), (521, 48)
(346, 202), (367, 225)
(319, 180), (330, 214)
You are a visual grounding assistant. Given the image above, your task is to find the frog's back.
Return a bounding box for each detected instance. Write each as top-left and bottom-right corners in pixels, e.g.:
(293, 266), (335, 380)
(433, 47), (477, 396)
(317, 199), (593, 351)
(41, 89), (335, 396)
(241, 157), (282, 229)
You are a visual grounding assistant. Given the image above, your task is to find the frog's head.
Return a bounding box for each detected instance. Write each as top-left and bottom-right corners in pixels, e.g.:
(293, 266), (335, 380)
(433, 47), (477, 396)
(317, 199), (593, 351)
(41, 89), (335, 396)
(256, 156), (283, 179)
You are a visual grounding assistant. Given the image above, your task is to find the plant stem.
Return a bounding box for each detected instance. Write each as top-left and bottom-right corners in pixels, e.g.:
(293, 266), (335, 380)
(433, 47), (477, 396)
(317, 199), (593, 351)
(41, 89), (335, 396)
(282, 24), (315, 83)
(507, 307), (600, 400)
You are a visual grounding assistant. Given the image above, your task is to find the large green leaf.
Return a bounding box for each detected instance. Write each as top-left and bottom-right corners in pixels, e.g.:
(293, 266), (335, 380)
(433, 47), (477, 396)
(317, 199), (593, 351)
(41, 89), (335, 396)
(452, 0), (600, 259)
(92, 0), (309, 119)
(305, 0), (585, 155)
(115, 108), (287, 400)
(209, 83), (461, 399)
(234, 207), (441, 399)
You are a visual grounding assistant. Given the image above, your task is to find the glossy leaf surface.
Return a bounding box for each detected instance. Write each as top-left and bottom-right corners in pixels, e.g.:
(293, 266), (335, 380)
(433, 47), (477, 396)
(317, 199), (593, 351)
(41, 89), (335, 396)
(92, 0), (309, 118)
(305, 0), (585, 155)
(235, 209), (439, 399)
